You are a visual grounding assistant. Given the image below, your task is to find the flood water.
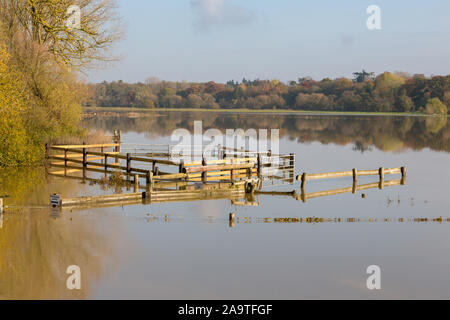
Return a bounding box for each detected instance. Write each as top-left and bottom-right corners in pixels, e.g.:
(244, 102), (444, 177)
(1, 112), (450, 299)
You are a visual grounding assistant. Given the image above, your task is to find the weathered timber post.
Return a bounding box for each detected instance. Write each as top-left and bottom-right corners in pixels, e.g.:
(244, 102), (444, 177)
(352, 168), (358, 194)
(63, 148), (68, 167)
(82, 143), (87, 168)
(401, 166), (407, 185)
(147, 172), (154, 192)
(117, 130), (122, 153)
(126, 153), (131, 174)
(179, 159), (184, 173)
(300, 189), (306, 203)
(113, 130), (121, 165)
(229, 213), (235, 228)
(134, 174), (139, 193)
(301, 173), (307, 191)
(145, 171), (151, 192)
(202, 157), (207, 183)
(82, 142), (87, 181)
(245, 181), (256, 194)
(352, 180), (357, 194)
(257, 154), (262, 179)
(104, 154), (108, 172)
(289, 153), (295, 183)
(45, 143), (49, 160)
(379, 167), (385, 190)
(246, 167), (252, 179)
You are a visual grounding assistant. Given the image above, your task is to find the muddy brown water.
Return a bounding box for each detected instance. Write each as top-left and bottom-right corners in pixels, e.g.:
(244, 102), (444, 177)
(1, 112), (449, 299)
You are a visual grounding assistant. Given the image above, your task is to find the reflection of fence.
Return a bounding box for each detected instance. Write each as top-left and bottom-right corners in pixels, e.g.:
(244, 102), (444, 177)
(296, 178), (404, 202)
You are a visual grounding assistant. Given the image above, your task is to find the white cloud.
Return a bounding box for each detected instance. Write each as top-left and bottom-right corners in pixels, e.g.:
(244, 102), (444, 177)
(190, 0), (256, 30)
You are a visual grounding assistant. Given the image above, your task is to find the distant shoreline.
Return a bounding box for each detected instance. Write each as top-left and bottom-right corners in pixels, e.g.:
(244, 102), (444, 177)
(83, 107), (441, 117)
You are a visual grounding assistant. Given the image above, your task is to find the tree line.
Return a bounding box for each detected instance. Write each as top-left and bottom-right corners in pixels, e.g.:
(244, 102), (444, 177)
(86, 72), (450, 115)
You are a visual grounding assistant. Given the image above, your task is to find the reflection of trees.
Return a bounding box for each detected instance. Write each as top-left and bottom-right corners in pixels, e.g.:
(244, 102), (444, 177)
(0, 209), (114, 299)
(84, 112), (450, 153)
(0, 168), (117, 299)
(353, 141), (373, 153)
(425, 116), (447, 134)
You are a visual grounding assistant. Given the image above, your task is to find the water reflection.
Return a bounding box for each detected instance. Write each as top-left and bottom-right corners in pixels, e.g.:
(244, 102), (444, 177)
(0, 208), (116, 299)
(1, 113), (450, 299)
(84, 112), (450, 153)
(143, 213), (449, 226)
(0, 167), (119, 300)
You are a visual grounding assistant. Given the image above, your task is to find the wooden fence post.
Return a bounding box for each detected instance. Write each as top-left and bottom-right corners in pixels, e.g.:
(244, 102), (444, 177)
(229, 213), (235, 228)
(45, 143), (49, 160)
(82, 142), (87, 180)
(257, 154), (262, 178)
(148, 172), (154, 192)
(104, 154), (108, 172)
(202, 157), (207, 183)
(301, 173), (307, 191)
(179, 159), (184, 173)
(82, 143), (87, 168)
(246, 167), (252, 179)
(401, 166), (407, 185)
(134, 174), (139, 193)
(126, 153), (131, 174)
(118, 130), (122, 153)
(379, 167), (385, 190)
(289, 153), (295, 183)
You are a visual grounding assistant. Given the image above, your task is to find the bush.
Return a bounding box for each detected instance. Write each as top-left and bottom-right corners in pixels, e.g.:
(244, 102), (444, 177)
(425, 98), (448, 115)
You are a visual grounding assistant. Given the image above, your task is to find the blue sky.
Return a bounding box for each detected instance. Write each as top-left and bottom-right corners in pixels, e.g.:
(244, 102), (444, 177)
(88, 0), (450, 83)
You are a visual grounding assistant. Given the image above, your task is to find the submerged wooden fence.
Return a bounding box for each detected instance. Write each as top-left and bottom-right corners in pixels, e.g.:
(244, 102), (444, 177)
(297, 166), (406, 190)
(47, 136), (295, 192)
(52, 178), (255, 208)
(45, 132), (407, 208)
(256, 177), (405, 203)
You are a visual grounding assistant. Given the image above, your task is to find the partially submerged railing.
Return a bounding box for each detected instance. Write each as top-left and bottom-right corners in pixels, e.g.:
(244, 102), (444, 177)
(46, 131), (296, 192)
(297, 166), (406, 190)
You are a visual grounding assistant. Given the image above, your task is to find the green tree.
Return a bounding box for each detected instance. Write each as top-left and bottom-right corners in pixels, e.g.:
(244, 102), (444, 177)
(425, 98), (448, 115)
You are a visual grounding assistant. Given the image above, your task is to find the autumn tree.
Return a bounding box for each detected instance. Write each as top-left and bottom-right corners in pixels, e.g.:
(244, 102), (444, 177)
(0, 1), (122, 165)
(425, 98), (448, 115)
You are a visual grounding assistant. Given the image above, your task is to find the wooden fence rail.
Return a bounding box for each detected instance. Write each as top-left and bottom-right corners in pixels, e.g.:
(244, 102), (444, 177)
(297, 166), (406, 189)
(47, 136), (296, 198)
